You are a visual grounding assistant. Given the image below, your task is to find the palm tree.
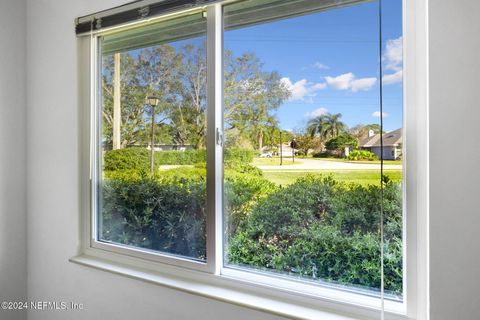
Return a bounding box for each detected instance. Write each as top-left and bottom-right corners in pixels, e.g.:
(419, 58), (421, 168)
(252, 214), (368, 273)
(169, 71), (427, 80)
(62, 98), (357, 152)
(323, 113), (346, 138)
(307, 115), (327, 138)
(307, 112), (346, 140)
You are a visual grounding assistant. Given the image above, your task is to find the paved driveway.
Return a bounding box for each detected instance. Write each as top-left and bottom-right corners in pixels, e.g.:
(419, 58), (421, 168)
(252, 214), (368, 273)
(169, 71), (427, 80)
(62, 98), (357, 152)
(255, 158), (402, 171)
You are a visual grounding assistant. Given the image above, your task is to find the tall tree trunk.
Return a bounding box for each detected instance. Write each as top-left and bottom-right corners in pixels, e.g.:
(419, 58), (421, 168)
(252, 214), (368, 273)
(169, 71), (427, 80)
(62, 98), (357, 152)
(113, 53), (122, 149)
(258, 130), (263, 153)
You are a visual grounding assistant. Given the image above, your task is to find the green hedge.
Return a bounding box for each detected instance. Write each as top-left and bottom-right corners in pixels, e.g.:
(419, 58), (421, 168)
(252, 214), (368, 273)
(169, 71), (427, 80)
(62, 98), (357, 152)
(155, 149), (206, 165)
(227, 175), (403, 294)
(101, 175), (207, 259)
(312, 151), (332, 158)
(224, 148), (255, 163)
(347, 150), (379, 161)
(100, 159), (403, 295)
(103, 147), (150, 172)
(104, 148), (255, 172)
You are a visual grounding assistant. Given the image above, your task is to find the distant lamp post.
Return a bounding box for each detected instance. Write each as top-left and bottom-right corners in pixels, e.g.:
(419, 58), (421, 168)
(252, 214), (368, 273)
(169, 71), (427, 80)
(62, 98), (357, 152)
(279, 131), (283, 166)
(290, 138), (298, 163)
(147, 95), (160, 174)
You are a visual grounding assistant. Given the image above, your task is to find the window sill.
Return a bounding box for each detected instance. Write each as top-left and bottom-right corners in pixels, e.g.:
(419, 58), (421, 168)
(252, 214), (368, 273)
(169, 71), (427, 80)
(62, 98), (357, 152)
(70, 252), (411, 320)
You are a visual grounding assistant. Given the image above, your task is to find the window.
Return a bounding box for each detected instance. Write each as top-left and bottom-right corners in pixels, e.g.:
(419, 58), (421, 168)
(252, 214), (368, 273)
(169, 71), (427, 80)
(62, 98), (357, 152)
(97, 12), (208, 264)
(77, 0), (421, 318)
(222, 0), (404, 300)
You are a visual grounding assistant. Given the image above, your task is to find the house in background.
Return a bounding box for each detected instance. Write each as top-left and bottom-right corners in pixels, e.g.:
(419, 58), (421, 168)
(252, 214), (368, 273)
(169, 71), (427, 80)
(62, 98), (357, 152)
(359, 128), (402, 160)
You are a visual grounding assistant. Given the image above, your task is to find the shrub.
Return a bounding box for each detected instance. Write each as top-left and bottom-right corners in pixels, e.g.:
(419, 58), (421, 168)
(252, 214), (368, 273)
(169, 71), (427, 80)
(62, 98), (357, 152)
(225, 148), (255, 163)
(224, 161), (263, 176)
(104, 169), (146, 181)
(238, 175), (337, 239)
(228, 175), (403, 294)
(103, 147), (150, 172)
(104, 148), (256, 173)
(347, 150), (379, 161)
(101, 176), (207, 259)
(155, 150), (206, 165)
(312, 151), (331, 158)
(100, 163), (274, 260)
(225, 170), (277, 234)
(101, 155), (404, 295)
(325, 134), (358, 152)
(330, 181), (402, 238)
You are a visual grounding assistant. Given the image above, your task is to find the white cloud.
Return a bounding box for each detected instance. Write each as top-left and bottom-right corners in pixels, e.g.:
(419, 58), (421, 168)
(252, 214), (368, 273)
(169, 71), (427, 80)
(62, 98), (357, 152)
(382, 70), (403, 85)
(313, 62), (329, 70)
(311, 83), (327, 90)
(325, 73), (377, 92)
(325, 73), (355, 90)
(372, 111), (389, 118)
(383, 36), (403, 72)
(351, 77), (377, 92)
(381, 37), (403, 86)
(280, 77), (327, 101)
(305, 107), (329, 119)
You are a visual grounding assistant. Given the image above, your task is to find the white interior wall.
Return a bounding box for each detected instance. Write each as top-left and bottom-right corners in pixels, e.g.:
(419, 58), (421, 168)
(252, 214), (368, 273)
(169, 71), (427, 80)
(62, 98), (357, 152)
(428, 1), (480, 319)
(0, 1), (27, 320)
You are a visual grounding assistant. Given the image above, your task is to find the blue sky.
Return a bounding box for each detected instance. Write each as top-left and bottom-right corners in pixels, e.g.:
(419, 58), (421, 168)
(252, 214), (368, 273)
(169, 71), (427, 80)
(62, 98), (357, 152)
(224, 0), (403, 133)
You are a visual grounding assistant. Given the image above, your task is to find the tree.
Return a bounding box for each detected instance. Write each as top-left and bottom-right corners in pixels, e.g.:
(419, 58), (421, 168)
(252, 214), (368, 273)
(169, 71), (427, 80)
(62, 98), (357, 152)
(102, 44), (289, 152)
(307, 112), (347, 140)
(295, 134), (322, 155)
(307, 115), (327, 138)
(322, 113), (347, 138)
(102, 52), (150, 149)
(224, 50), (290, 151)
(102, 45), (183, 149)
(349, 124), (382, 139)
(174, 43), (207, 148)
(325, 133), (358, 156)
(136, 45), (184, 146)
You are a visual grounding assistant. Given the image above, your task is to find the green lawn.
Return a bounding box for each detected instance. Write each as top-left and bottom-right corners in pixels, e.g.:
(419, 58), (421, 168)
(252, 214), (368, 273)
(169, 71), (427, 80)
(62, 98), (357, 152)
(262, 170), (403, 186)
(252, 157), (301, 166)
(305, 157), (403, 165)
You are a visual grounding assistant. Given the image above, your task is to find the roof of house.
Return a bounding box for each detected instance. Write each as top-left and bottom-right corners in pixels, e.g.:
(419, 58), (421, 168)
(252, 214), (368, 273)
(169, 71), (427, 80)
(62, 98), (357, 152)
(359, 128), (402, 148)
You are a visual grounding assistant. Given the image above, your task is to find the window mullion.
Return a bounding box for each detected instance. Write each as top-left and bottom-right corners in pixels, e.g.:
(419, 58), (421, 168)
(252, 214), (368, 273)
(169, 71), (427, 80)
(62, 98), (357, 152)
(206, 3), (224, 275)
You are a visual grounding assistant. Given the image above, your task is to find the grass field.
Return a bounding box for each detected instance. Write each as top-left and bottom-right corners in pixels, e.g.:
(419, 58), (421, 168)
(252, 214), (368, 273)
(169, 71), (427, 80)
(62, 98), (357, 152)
(306, 157), (403, 165)
(252, 157), (301, 166)
(262, 170), (403, 186)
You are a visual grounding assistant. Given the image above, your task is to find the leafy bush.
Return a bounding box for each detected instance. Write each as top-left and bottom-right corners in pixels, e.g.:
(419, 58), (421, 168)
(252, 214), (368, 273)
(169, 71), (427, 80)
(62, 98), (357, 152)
(103, 147), (150, 172)
(155, 150), (206, 165)
(237, 176), (336, 239)
(312, 151), (331, 158)
(228, 175), (403, 294)
(224, 161), (263, 176)
(225, 170), (277, 234)
(225, 148), (256, 163)
(101, 176), (207, 259)
(325, 134), (358, 152)
(103, 148), (255, 172)
(100, 163), (273, 260)
(101, 151), (403, 295)
(347, 150), (379, 161)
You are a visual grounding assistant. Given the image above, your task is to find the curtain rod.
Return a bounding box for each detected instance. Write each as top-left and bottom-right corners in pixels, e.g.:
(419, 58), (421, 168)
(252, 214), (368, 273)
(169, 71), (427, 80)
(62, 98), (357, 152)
(75, 0), (217, 35)
(75, 0), (370, 35)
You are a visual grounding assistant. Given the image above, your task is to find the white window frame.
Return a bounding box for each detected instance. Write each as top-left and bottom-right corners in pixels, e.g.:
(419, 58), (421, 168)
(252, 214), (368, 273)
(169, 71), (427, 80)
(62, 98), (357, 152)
(73, 1), (429, 319)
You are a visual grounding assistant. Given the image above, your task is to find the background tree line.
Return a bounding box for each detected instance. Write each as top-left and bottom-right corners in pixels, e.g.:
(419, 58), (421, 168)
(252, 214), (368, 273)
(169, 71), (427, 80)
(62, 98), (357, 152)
(102, 42), (290, 152)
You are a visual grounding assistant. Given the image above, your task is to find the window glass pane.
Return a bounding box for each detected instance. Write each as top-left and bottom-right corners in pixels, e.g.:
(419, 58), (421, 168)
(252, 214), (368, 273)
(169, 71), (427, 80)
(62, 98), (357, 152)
(379, 0), (404, 300)
(223, 0), (403, 300)
(98, 13), (208, 262)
